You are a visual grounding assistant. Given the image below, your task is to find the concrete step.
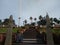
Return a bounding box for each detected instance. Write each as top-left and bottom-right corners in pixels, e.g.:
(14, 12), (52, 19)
(22, 39), (37, 43)
(22, 38), (43, 43)
(23, 39), (37, 41)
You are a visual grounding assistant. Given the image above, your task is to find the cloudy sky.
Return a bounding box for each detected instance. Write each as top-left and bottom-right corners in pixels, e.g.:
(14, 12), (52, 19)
(0, 0), (60, 26)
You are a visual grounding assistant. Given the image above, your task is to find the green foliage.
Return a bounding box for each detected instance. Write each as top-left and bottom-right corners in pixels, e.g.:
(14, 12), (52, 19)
(39, 15), (42, 20)
(3, 19), (9, 25)
(0, 28), (60, 35)
(0, 28), (7, 33)
(52, 28), (60, 35)
(0, 28), (18, 33)
(2, 18), (15, 25)
(54, 18), (60, 24)
(12, 28), (18, 33)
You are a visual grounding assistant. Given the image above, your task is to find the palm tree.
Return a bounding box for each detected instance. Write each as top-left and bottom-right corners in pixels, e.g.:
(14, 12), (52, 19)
(30, 17), (33, 24)
(24, 19), (27, 25)
(50, 18), (54, 26)
(53, 18), (57, 23)
(53, 18), (60, 24)
(34, 18), (37, 21)
(34, 18), (37, 26)
(39, 15), (42, 21)
(18, 17), (21, 27)
(50, 18), (53, 22)
(0, 19), (2, 25)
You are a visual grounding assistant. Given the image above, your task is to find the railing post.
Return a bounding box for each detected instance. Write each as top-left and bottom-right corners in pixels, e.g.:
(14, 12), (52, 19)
(46, 14), (54, 45)
(4, 15), (13, 45)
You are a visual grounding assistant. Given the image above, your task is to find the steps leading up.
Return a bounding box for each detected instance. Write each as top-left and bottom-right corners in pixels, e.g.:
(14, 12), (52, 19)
(22, 39), (37, 43)
(23, 29), (38, 38)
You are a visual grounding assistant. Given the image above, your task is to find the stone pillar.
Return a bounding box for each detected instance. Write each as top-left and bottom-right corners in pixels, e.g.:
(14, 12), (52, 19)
(46, 14), (54, 45)
(4, 15), (13, 45)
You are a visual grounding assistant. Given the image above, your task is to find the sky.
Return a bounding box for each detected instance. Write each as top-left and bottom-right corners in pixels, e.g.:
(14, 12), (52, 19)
(0, 0), (60, 26)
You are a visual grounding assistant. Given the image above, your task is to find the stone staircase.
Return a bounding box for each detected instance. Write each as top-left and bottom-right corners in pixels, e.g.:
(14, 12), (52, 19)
(12, 29), (46, 45)
(23, 29), (38, 39)
(12, 38), (46, 45)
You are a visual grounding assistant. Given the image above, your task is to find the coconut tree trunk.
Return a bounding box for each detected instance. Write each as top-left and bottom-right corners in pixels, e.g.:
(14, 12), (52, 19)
(4, 15), (13, 45)
(46, 15), (54, 45)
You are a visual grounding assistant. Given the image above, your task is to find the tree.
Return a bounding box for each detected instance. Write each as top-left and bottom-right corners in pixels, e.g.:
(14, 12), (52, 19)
(3, 19), (9, 25)
(54, 18), (60, 24)
(57, 20), (60, 24)
(34, 18), (37, 21)
(30, 17), (33, 24)
(50, 18), (53, 22)
(24, 19), (27, 25)
(0, 19), (2, 25)
(37, 17), (46, 26)
(31, 22), (35, 26)
(54, 18), (57, 23)
(37, 21), (41, 26)
(3, 18), (15, 25)
(39, 15), (42, 21)
(41, 19), (46, 25)
(34, 18), (37, 26)
(18, 17), (21, 27)
(50, 18), (54, 25)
